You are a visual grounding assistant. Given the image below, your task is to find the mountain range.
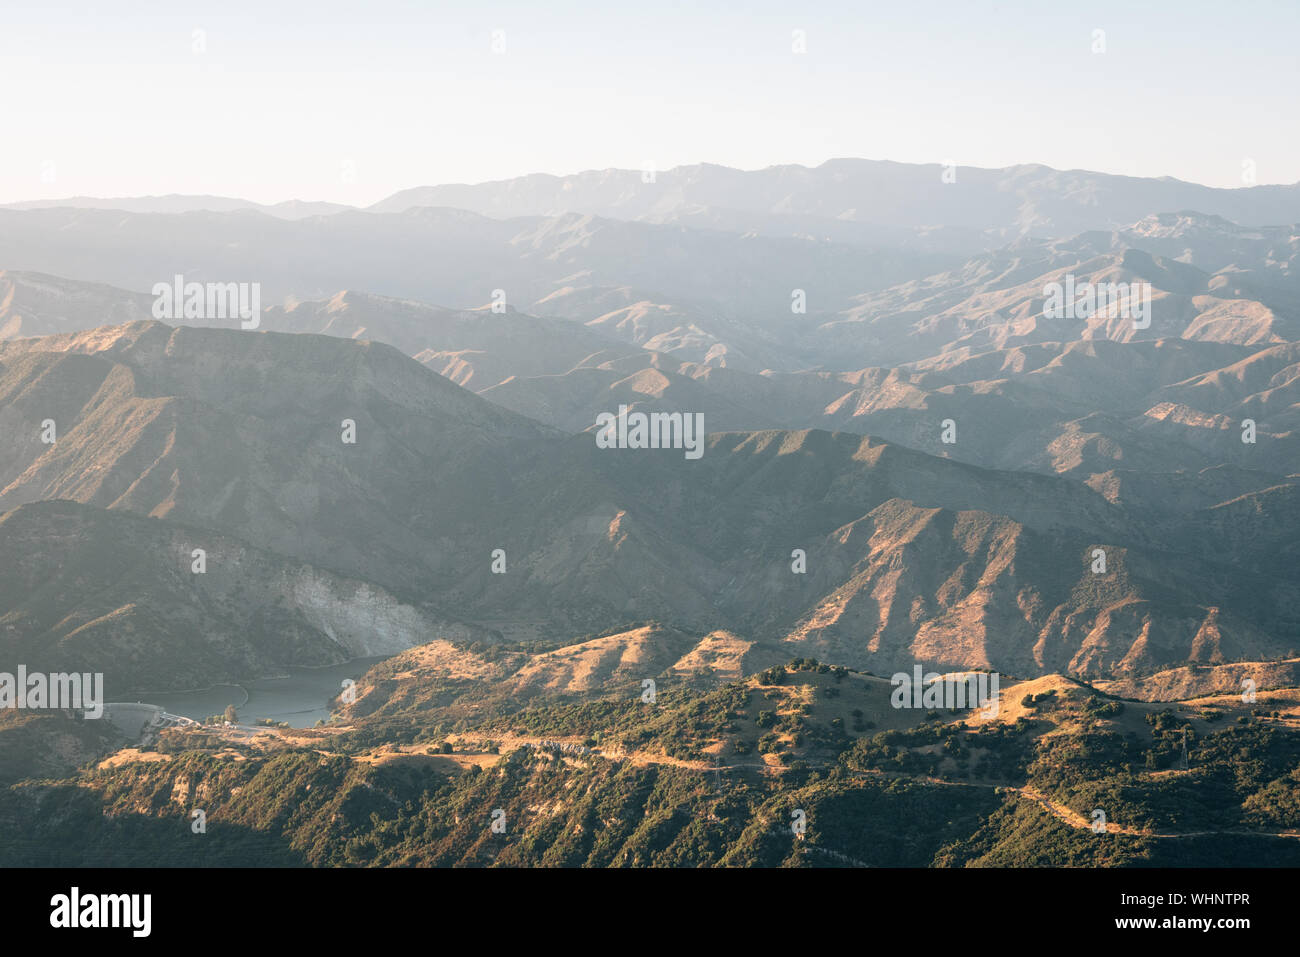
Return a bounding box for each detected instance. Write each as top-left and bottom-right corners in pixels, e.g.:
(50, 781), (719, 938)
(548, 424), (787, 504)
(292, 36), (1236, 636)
(1, 316), (1294, 693)
(14, 158), (1300, 246)
(0, 162), (1295, 692)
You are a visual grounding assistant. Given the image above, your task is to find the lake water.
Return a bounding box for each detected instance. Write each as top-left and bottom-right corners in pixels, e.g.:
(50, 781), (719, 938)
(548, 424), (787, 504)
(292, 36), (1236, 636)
(140, 657), (391, 728)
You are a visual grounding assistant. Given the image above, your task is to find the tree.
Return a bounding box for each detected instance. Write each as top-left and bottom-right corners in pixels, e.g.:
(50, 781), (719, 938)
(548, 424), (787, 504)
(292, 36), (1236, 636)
(223, 705), (238, 723)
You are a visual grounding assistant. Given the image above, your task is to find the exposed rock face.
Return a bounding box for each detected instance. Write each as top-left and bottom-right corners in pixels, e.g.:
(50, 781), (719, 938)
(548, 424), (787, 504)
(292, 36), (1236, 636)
(283, 573), (481, 658)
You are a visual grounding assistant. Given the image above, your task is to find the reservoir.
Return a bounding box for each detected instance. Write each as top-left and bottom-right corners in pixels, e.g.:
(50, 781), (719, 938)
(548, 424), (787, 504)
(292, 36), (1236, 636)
(139, 657), (391, 728)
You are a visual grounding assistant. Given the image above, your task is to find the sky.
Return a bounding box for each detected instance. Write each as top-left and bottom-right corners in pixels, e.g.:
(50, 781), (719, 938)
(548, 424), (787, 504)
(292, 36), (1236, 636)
(1, 0), (1296, 205)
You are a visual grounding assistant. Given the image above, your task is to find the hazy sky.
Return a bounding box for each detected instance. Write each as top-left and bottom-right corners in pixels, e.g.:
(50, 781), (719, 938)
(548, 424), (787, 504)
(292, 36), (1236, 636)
(2, 0), (1296, 205)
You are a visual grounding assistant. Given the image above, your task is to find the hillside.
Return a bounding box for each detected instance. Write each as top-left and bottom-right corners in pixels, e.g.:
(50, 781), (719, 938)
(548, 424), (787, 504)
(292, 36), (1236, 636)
(0, 500), (486, 692)
(5, 655), (1299, 867)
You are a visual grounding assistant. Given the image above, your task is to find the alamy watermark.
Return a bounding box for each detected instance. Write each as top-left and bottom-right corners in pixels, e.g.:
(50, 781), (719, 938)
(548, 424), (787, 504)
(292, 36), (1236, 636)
(152, 274), (261, 329)
(1042, 275), (1151, 329)
(890, 666), (1000, 718)
(50, 887), (150, 937)
(595, 405), (705, 460)
(0, 666), (104, 718)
